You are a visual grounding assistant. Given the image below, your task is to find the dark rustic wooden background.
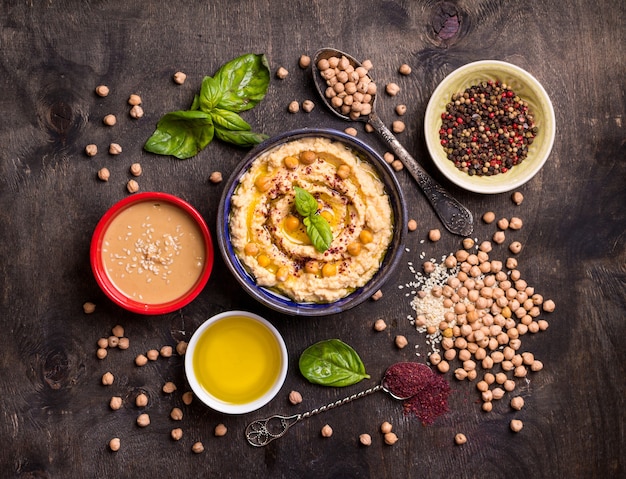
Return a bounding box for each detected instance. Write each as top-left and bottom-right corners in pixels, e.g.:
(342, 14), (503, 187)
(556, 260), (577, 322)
(1, 1), (624, 478)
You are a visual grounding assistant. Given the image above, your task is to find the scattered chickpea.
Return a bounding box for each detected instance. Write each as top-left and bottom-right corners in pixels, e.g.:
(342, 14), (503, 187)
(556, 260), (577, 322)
(83, 301), (96, 314)
(176, 341), (188, 355)
(299, 55), (311, 68)
(511, 191), (524, 205)
(380, 421), (393, 434)
(373, 319), (387, 331)
(170, 407), (183, 421)
(506, 257), (518, 269)
(129, 105), (144, 119)
(109, 396), (123, 410)
(395, 104), (407, 116)
(509, 217), (523, 230)
(385, 83), (400, 96)
(391, 160), (404, 171)
(192, 442), (204, 454)
(454, 433), (467, 445)
(108, 336), (119, 348)
(344, 127), (358, 137)
(108, 143), (122, 155)
(371, 289), (383, 301)
(103, 114), (117, 126)
(147, 349), (159, 361)
(493, 230), (506, 244)
(302, 100), (315, 112)
(383, 152), (394, 163)
(288, 100), (299, 113)
(462, 237), (475, 249)
(182, 391), (194, 405)
(85, 144), (98, 157)
(111, 325), (124, 337)
(136, 393), (148, 408)
(288, 390), (303, 405)
(101, 372), (114, 386)
(497, 218), (509, 230)
(118, 337), (129, 350)
(160, 345), (173, 358)
(276, 66), (289, 79)
(127, 179), (139, 194)
(392, 120), (405, 133)
(127, 164), (142, 178)
(163, 382), (177, 394)
(395, 335), (408, 349)
(135, 354), (148, 366)
(509, 241), (523, 254)
(97, 167), (110, 182)
(543, 299), (556, 312)
(482, 211), (496, 224)
(95, 85), (110, 97)
(128, 94), (142, 106)
(398, 63), (411, 75)
(428, 229), (441, 242)
(171, 428), (183, 441)
(173, 71), (187, 85)
(359, 433), (372, 446)
(214, 423), (228, 437)
(510, 419), (524, 433)
(96, 348), (107, 359)
(510, 396), (525, 410)
(384, 432), (398, 445)
(137, 413), (150, 427)
(109, 437), (120, 452)
(321, 424), (333, 438)
(407, 219), (418, 231)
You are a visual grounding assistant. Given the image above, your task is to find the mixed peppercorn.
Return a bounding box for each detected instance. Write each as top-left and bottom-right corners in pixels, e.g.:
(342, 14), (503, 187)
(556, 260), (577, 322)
(439, 81), (538, 176)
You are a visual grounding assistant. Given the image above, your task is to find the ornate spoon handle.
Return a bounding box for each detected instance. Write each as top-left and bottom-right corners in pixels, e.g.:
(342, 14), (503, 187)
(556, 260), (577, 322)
(245, 384), (383, 447)
(368, 113), (474, 236)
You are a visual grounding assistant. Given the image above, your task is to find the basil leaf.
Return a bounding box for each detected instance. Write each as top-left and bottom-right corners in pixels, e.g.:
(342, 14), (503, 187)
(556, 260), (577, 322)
(214, 53), (270, 112)
(198, 75), (223, 112)
(211, 108), (252, 131)
(304, 215), (332, 252)
(299, 339), (370, 387)
(213, 125), (267, 147)
(294, 186), (318, 217)
(144, 110), (214, 159)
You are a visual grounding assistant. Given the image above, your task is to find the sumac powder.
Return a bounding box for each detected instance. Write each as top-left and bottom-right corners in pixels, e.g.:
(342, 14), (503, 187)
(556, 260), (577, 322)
(383, 362), (451, 425)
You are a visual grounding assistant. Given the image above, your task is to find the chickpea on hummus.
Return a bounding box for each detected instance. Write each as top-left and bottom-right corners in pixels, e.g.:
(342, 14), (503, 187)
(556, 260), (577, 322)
(229, 137), (394, 303)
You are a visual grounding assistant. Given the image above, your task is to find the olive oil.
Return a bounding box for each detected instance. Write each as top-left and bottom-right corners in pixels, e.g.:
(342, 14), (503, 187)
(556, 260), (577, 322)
(192, 315), (282, 404)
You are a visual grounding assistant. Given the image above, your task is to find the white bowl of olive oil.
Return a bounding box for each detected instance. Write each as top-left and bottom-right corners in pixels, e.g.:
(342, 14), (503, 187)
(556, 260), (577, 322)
(185, 311), (288, 414)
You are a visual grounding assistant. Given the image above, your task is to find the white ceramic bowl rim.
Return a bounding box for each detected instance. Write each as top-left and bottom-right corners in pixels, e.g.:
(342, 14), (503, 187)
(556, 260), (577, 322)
(184, 310), (288, 415)
(424, 60), (556, 194)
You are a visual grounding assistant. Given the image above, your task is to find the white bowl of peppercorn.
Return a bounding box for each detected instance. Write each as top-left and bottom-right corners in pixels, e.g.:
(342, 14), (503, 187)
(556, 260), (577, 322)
(424, 60), (555, 194)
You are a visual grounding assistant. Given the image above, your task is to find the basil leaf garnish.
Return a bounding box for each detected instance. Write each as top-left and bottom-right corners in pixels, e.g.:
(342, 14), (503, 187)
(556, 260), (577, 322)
(304, 215), (333, 253)
(144, 110), (214, 159)
(294, 186), (319, 217)
(144, 53), (269, 158)
(299, 339), (370, 387)
(214, 53), (271, 112)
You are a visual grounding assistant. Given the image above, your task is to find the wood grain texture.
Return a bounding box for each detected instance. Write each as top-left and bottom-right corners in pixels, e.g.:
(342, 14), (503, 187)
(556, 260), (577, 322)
(1, 0), (624, 477)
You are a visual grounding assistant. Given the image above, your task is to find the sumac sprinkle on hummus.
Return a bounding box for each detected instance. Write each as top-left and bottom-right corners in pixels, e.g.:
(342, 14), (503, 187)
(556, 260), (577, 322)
(229, 137), (394, 303)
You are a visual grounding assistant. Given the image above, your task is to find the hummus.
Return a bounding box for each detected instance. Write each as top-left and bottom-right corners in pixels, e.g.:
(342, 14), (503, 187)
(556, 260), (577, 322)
(229, 137), (394, 303)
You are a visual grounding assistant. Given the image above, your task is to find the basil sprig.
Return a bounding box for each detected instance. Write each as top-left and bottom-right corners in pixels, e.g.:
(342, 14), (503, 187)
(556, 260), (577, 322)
(144, 53), (270, 159)
(294, 187), (333, 252)
(299, 339), (370, 387)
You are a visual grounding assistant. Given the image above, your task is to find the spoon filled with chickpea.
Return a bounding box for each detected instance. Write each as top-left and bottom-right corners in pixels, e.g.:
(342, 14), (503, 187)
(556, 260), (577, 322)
(312, 48), (473, 236)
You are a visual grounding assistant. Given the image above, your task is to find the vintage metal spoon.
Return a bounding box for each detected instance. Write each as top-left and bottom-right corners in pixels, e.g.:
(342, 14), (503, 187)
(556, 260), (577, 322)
(245, 369), (413, 447)
(312, 48), (473, 237)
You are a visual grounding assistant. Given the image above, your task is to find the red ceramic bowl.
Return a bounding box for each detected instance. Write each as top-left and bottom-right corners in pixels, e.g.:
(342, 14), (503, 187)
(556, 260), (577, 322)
(90, 192), (214, 315)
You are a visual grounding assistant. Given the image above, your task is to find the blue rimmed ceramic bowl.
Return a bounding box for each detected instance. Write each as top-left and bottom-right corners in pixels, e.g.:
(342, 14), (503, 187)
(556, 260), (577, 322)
(217, 128), (407, 316)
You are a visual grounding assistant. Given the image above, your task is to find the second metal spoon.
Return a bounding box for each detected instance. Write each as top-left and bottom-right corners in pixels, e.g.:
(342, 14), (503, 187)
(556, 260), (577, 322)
(312, 48), (473, 237)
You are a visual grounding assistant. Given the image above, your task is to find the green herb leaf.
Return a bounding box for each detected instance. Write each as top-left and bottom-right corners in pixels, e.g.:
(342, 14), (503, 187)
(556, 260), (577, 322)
(198, 75), (223, 111)
(144, 110), (214, 159)
(213, 125), (268, 147)
(299, 339), (370, 387)
(211, 108), (252, 131)
(214, 53), (270, 112)
(294, 186), (319, 217)
(304, 215), (333, 252)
